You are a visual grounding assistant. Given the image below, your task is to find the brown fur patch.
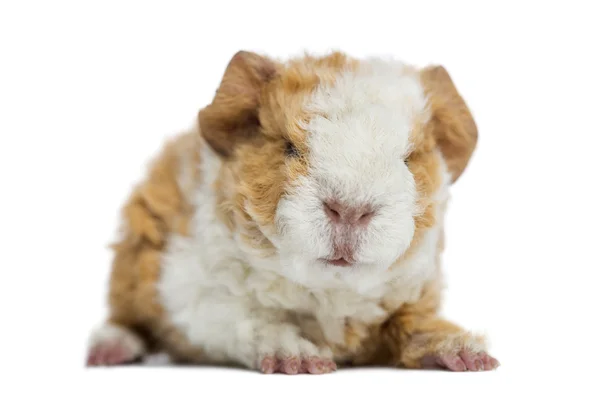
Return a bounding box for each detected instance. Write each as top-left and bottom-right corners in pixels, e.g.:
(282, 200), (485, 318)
(406, 133), (443, 250)
(420, 66), (478, 183)
(107, 131), (203, 355)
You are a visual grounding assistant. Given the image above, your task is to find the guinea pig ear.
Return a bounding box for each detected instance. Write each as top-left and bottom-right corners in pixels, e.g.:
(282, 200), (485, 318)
(198, 51), (277, 157)
(421, 66), (478, 183)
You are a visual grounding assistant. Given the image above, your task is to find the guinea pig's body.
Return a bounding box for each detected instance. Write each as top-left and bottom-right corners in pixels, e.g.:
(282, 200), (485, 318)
(86, 51), (498, 373)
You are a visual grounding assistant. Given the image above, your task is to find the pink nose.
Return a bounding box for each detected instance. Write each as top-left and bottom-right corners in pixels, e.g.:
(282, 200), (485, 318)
(323, 200), (374, 226)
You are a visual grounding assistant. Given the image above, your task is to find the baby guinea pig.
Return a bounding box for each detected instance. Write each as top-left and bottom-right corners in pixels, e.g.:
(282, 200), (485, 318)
(86, 50), (498, 374)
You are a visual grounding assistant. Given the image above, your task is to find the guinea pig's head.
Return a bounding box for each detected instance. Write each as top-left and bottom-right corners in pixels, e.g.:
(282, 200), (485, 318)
(198, 51), (477, 285)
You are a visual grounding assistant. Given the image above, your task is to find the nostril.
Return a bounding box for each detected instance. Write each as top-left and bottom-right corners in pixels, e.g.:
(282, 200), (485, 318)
(324, 201), (341, 222)
(358, 211), (374, 225)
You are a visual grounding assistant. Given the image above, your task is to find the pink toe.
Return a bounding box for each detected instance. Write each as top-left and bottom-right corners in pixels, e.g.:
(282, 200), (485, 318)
(299, 359), (309, 373)
(477, 352), (499, 371)
(489, 356), (500, 369)
(320, 358), (337, 373)
(459, 350), (479, 371)
(106, 347), (119, 365)
(329, 360), (338, 371)
(103, 349), (114, 365)
(438, 355), (466, 371)
(478, 352), (491, 370)
(95, 346), (108, 365)
(101, 343), (126, 366)
(282, 357), (300, 374)
(305, 357), (327, 374)
(305, 357), (319, 374)
(475, 359), (484, 371)
(260, 356), (277, 374)
(86, 351), (97, 366)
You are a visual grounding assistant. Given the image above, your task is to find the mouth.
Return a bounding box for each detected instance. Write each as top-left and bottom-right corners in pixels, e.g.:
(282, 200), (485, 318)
(322, 258), (352, 267)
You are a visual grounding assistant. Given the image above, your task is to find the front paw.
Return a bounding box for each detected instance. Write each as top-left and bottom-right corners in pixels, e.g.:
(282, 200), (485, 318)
(260, 355), (336, 374)
(418, 333), (499, 372)
(422, 350), (499, 372)
(255, 329), (336, 375)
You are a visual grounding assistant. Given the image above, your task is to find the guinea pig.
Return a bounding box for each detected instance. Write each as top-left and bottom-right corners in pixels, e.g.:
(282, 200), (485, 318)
(86, 50), (498, 374)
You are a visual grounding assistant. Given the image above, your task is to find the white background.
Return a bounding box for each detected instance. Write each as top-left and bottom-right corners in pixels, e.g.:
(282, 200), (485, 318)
(1, 0), (599, 393)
